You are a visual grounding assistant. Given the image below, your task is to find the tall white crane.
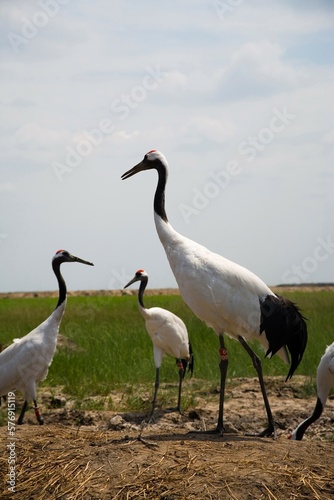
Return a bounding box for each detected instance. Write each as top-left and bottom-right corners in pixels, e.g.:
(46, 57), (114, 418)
(122, 150), (308, 437)
(124, 269), (193, 418)
(0, 250), (94, 425)
(289, 342), (334, 440)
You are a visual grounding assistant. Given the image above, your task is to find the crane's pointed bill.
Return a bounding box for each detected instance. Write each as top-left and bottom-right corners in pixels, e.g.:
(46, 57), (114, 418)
(73, 256), (94, 266)
(121, 160), (148, 180)
(124, 275), (139, 288)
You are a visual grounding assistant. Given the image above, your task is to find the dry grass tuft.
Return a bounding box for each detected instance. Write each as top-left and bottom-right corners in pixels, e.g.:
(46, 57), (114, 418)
(1, 426), (108, 499)
(1, 423), (333, 500)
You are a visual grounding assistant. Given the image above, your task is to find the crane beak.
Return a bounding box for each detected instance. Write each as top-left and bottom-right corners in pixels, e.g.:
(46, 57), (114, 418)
(121, 160), (148, 180)
(124, 275), (138, 289)
(72, 255), (94, 266)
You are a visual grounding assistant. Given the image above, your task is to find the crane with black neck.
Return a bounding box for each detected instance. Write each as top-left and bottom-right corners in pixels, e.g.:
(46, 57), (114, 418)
(122, 150), (308, 437)
(124, 269), (193, 419)
(0, 250), (93, 425)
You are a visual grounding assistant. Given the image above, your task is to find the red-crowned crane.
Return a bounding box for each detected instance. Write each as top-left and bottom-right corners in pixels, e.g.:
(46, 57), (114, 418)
(289, 342), (334, 440)
(121, 150), (308, 437)
(124, 269), (194, 418)
(0, 250), (94, 425)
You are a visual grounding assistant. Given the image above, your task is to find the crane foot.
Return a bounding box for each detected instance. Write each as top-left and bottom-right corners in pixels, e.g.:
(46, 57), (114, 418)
(245, 420), (280, 439)
(188, 425), (225, 436)
(37, 416), (45, 425)
(164, 405), (184, 415)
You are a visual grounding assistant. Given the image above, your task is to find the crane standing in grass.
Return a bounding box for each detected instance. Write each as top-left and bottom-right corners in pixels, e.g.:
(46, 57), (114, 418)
(289, 342), (334, 440)
(124, 269), (194, 418)
(0, 250), (94, 425)
(122, 150), (308, 437)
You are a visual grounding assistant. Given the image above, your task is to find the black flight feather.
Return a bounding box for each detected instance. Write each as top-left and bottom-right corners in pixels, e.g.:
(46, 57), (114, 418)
(260, 295), (307, 381)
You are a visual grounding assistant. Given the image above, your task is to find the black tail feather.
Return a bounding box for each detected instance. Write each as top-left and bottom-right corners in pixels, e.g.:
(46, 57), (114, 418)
(260, 294), (308, 381)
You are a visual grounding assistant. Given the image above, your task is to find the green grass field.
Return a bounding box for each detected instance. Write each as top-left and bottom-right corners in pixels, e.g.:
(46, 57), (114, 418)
(0, 291), (333, 411)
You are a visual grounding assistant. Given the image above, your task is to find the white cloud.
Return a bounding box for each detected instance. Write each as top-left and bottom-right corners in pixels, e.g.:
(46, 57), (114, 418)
(230, 41), (302, 83)
(112, 130), (140, 142)
(213, 41), (304, 102)
(15, 122), (68, 150)
(211, 1), (334, 36)
(152, 39), (308, 108)
(181, 116), (236, 145)
(322, 129), (334, 144)
(160, 70), (187, 93)
(0, 182), (15, 193)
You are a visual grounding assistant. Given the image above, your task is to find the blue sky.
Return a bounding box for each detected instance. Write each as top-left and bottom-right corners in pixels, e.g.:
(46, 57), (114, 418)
(1, 0), (334, 292)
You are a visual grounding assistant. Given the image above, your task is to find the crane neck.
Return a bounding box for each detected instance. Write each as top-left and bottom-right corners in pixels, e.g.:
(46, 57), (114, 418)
(52, 260), (67, 309)
(138, 276), (148, 309)
(294, 396), (323, 440)
(154, 163), (168, 223)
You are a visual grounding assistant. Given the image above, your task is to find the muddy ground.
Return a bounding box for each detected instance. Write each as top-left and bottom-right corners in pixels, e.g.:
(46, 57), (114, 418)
(1, 376), (333, 499)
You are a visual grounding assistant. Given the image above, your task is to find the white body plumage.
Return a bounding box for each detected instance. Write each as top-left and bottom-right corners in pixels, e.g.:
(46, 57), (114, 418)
(317, 342), (334, 404)
(155, 215), (287, 360)
(138, 303), (190, 368)
(0, 303), (66, 401)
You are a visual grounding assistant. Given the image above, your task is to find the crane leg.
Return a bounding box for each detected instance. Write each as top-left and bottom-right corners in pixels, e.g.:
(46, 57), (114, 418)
(216, 334), (228, 434)
(33, 400), (44, 425)
(18, 401), (28, 425)
(149, 367), (160, 420)
(238, 336), (276, 438)
(176, 359), (184, 414)
(18, 399), (44, 425)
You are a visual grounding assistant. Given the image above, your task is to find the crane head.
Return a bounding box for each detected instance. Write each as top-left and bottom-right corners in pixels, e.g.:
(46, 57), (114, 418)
(124, 269), (148, 289)
(52, 250), (94, 266)
(121, 150), (168, 180)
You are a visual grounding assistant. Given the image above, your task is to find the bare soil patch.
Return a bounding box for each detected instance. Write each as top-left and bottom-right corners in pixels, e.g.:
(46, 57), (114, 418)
(1, 377), (333, 499)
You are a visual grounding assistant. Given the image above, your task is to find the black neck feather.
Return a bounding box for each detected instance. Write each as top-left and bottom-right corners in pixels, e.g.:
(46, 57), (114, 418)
(154, 162), (168, 223)
(295, 396), (323, 440)
(52, 260), (67, 309)
(138, 276), (148, 309)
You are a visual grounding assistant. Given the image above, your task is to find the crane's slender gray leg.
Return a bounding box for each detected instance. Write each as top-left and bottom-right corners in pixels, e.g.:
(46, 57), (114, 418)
(149, 367), (160, 420)
(238, 336), (276, 438)
(18, 401), (28, 425)
(216, 334), (228, 433)
(176, 359), (184, 414)
(33, 399), (44, 425)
